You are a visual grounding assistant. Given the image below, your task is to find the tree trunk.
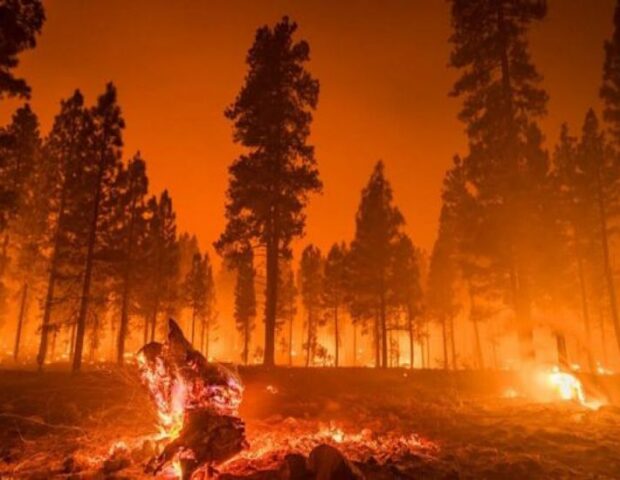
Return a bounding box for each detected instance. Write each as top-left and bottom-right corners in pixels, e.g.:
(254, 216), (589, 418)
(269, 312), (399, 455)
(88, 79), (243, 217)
(204, 319), (210, 360)
(288, 314), (293, 366)
(353, 321), (357, 367)
(191, 309), (196, 346)
(577, 257), (595, 372)
(305, 312), (312, 367)
(407, 305), (414, 369)
(374, 312), (380, 368)
(201, 317), (206, 356)
(449, 315), (457, 370)
(37, 177), (70, 370)
(380, 291), (388, 368)
(264, 236), (278, 366)
(595, 165), (620, 354)
(510, 263), (535, 362)
(13, 283), (28, 361)
(117, 192), (139, 365)
(245, 317), (250, 365)
(600, 303), (609, 365)
(73, 154), (106, 373)
(468, 282), (484, 369)
(441, 315), (448, 370)
(556, 333), (568, 367)
(334, 306), (339, 367)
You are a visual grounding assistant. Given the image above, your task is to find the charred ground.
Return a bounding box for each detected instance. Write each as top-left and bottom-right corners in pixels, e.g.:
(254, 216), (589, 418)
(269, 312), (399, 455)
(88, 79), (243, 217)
(1, 367), (619, 479)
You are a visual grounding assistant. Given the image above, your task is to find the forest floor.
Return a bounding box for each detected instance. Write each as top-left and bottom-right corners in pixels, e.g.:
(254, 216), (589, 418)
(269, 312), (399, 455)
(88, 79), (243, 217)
(0, 365), (620, 479)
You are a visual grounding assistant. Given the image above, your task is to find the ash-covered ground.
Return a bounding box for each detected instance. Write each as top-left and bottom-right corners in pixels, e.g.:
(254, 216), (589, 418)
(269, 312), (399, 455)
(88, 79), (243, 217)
(1, 366), (619, 479)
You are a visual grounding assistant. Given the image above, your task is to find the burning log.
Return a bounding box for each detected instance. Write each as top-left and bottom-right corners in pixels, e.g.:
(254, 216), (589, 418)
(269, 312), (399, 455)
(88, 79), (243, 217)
(137, 319), (246, 478)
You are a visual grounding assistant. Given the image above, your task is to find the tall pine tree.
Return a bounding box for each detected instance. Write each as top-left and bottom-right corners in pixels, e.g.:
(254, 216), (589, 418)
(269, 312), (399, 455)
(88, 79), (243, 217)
(215, 17), (321, 366)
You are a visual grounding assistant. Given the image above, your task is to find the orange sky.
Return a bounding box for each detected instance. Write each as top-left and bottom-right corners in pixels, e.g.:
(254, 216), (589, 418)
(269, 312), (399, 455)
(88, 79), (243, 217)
(0, 0), (615, 259)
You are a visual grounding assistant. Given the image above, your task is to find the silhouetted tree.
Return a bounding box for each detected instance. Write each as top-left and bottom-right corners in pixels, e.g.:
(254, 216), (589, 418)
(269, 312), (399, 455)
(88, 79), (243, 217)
(215, 17), (321, 366)
(322, 242), (348, 367)
(73, 83), (124, 372)
(391, 235), (422, 369)
(299, 244), (323, 367)
(0, 105), (45, 359)
(183, 252), (208, 347)
(36, 91), (93, 369)
(427, 208), (460, 370)
(114, 153), (149, 364)
(233, 247), (256, 365)
(601, 0), (620, 143)
(0, 0), (44, 99)
(349, 161), (405, 368)
(449, 0), (549, 361)
(141, 191), (179, 343)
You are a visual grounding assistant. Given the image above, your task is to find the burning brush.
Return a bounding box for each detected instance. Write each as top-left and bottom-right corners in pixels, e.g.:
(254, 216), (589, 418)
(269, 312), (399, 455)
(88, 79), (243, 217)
(137, 319), (246, 478)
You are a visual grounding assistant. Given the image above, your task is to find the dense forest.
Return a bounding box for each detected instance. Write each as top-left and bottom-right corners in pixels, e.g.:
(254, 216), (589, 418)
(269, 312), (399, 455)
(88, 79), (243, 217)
(3, 0), (620, 375)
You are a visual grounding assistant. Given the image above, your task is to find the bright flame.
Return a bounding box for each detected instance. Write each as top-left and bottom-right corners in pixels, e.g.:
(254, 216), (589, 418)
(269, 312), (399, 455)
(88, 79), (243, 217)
(548, 366), (585, 404)
(172, 459), (182, 479)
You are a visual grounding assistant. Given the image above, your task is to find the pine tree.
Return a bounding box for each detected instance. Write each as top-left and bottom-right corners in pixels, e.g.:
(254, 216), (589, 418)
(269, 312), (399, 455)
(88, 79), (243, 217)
(183, 252), (208, 347)
(0, 0), (45, 99)
(72, 83), (124, 372)
(36, 91), (93, 369)
(299, 245), (323, 367)
(233, 247), (256, 365)
(427, 209), (460, 370)
(601, 0), (620, 143)
(349, 161), (405, 368)
(391, 235), (422, 369)
(322, 243), (348, 367)
(449, 0), (549, 361)
(0, 104), (45, 358)
(215, 17), (321, 366)
(141, 191), (179, 343)
(200, 251), (217, 359)
(114, 153), (149, 364)
(574, 111), (620, 355)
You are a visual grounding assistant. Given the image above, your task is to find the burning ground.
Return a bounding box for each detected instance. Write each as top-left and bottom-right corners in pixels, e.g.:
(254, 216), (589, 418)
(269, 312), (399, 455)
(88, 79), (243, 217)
(1, 366), (620, 479)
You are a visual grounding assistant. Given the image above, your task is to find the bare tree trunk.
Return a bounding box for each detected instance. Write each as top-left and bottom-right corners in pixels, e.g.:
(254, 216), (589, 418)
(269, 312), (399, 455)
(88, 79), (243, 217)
(556, 333), (568, 367)
(37, 178), (70, 370)
(333, 306), (339, 367)
(449, 315), (457, 370)
(191, 309), (196, 346)
(380, 291), (388, 368)
(264, 232), (278, 367)
(467, 282), (484, 369)
(600, 304), (609, 365)
(353, 321), (357, 367)
(287, 314), (293, 366)
(441, 315), (448, 370)
(407, 305), (414, 369)
(73, 156), (105, 373)
(576, 257), (595, 371)
(117, 193), (138, 364)
(13, 283), (28, 361)
(244, 317), (250, 365)
(305, 311), (312, 367)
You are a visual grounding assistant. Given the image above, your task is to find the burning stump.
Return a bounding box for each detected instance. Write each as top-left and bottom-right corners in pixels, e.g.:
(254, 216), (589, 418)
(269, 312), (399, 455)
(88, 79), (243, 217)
(137, 319), (247, 478)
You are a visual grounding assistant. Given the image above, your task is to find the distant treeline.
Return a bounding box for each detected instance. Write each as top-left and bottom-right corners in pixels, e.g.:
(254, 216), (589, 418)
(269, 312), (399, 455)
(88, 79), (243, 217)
(3, 1), (620, 371)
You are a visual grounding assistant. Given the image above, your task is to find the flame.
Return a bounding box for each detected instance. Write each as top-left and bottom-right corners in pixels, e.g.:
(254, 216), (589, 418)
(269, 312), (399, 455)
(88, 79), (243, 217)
(172, 459), (183, 479)
(548, 366), (586, 404)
